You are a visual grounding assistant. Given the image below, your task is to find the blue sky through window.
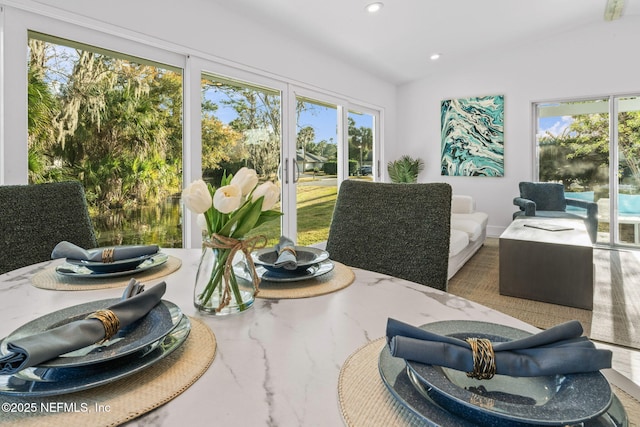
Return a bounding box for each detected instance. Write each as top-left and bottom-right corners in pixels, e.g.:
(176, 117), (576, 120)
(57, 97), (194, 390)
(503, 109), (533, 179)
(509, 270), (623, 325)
(538, 116), (572, 138)
(204, 89), (372, 144)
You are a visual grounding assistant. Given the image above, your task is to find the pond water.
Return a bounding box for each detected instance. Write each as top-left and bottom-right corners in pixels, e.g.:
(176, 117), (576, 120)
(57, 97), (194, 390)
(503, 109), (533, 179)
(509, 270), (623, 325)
(92, 197), (183, 248)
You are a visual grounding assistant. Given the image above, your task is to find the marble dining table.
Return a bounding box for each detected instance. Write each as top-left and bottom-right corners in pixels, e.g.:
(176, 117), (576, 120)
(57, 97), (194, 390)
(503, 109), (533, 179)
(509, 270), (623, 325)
(0, 248), (634, 426)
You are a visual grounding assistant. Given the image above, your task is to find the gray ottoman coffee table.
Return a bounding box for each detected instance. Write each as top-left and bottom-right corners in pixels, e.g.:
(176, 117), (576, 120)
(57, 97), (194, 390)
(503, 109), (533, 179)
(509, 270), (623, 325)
(499, 217), (594, 310)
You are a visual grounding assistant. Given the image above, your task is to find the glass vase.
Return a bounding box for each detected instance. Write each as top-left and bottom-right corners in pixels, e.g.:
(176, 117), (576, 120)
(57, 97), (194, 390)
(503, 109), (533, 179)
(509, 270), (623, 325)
(193, 237), (256, 315)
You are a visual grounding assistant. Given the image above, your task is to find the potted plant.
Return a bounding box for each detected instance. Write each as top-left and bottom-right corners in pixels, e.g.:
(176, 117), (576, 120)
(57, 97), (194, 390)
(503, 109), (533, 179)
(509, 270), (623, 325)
(387, 155), (424, 183)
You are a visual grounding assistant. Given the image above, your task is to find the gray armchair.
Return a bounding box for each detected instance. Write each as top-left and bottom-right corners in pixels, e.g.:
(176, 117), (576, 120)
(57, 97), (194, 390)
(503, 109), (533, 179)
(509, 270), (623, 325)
(513, 182), (598, 242)
(326, 180), (452, 291)
(0, 181), (98, 274)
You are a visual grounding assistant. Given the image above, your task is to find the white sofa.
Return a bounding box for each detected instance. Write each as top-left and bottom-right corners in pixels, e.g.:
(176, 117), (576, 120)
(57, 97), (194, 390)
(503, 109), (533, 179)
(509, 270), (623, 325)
(448, 195), (488, 279)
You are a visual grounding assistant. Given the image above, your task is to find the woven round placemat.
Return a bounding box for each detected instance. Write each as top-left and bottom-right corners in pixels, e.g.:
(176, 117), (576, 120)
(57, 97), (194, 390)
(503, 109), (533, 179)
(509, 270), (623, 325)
(256, 261), (355, 299)
(30, 256), (182, 291)
(338, 338), (640, 426)
(0, 317), (216, 427)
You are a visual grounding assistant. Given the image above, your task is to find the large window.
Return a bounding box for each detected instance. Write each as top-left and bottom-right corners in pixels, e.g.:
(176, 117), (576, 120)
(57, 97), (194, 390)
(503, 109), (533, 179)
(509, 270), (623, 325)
(295, 97), (339, 245)
(348, 110), (375, 179)
(201, 73), (282, 245)
(27, 32), (183, 247)
(7, 8), (382, 249)
(535, 96), (640, 247)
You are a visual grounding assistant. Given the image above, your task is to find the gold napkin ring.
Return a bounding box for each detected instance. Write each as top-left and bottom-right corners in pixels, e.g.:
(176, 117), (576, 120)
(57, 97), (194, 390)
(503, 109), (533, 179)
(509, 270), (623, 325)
(279, 247), (297, 257)
(102, 248), (115, 263)
(465, 338), (496, 380)
(86, 309), (120, 343)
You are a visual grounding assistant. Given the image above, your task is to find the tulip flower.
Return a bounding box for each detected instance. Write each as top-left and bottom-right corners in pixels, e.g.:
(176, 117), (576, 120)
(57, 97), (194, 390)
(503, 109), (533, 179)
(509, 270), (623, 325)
(252, 181), (280, 211)
(230, 167), (259, 196)
(182, 179), (212, 214)
(213, 184), (242, 214)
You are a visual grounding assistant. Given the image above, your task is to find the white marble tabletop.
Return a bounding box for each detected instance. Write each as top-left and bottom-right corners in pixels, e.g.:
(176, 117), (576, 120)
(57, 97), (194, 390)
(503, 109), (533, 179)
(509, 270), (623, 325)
(0, 249), (607, 426)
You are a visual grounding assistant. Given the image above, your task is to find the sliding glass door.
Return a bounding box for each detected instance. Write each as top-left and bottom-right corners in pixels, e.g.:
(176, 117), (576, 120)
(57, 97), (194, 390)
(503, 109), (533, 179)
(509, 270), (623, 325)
(200, 73), (282, 245)
(348, 110), (376, 179)
(13, 8), (382, 249)
(27, 31), (184, 247)
(615, 96), (640, 246)
(535, 95), (640, 247)
(291, 96), (379, 245)
(294, 96), (339, 245)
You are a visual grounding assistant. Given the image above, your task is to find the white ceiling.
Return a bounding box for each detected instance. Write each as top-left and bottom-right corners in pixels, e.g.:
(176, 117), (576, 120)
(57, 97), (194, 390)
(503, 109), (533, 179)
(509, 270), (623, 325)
(212, 0), (640, 85)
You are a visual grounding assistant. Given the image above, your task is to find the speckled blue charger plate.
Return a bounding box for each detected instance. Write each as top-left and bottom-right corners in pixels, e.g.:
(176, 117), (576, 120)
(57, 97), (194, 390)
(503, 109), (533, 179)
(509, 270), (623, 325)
(0, 298), (182, 368)
(252, 260), (335, 283)
(379, 341), (477, 426)
(379, 334), (627, 426)
(56, 252), (168, 278)
(0, 315), (190, 397)
(406, 321), (613, 426)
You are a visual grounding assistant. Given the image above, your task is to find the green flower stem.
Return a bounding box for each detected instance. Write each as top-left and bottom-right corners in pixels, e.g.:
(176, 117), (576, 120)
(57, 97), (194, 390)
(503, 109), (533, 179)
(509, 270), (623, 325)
(199, 249), (230, 306)
(198, 247), (249, 311)
(228, 269), (247, 311)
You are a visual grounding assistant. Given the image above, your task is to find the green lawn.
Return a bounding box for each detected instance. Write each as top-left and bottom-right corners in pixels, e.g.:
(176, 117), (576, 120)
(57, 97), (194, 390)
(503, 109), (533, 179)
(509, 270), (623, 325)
(248, 184), (338, 246)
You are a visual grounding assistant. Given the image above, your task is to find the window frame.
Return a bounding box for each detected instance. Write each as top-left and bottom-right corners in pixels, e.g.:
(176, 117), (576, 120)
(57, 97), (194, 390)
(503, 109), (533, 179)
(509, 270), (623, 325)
(532, 93), (640, 248)
(1, 5), (383, 248)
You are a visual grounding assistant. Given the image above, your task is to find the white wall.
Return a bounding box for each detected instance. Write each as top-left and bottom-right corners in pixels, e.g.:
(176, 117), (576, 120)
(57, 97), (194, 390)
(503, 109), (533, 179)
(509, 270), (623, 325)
(22, 0), (395, 104)
(396, 17), (640, 237)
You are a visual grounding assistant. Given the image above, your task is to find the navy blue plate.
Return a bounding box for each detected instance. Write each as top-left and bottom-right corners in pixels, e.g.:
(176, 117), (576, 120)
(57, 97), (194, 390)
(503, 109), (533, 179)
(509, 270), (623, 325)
(55, 253), (168, 278)
(379, 329), (626, 426)
(405, 321), (612, 426)
(0, 316), (190, 397)
(251, 246), (329, 273)
(0, 298), (182, 368)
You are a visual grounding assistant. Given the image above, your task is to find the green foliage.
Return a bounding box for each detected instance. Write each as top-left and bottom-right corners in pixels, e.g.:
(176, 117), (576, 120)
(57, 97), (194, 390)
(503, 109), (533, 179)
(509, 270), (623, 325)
(27, 38), (185, 211)
(540, 109), (640, 190)
(538, 132), (608, 189)
(348, 160), (359, 176)
(387, 155), (424, 183)
(322, 161), (337, 175)
(25, 37), (376, 249)
(348, 117), (373, 165)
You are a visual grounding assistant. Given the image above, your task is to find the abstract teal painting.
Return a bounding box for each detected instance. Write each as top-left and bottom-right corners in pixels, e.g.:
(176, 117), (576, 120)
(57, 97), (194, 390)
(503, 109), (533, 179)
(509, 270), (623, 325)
(441, 95), (504, 177)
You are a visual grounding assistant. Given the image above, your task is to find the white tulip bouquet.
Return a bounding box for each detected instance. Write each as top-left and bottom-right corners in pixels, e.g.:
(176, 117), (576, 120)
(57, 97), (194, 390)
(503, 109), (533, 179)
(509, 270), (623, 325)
(182, 167), (281, 313)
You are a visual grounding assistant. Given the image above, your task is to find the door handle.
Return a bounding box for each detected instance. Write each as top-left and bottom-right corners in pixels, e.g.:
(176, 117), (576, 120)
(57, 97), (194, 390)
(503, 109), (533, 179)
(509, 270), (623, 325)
(284, 159), (289, 184)
(293, 158), (300, 183)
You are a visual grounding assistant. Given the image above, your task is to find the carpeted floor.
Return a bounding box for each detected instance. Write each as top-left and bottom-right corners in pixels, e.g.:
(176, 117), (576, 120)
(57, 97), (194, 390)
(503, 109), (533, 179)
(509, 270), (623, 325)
(448, 238), (640, 350)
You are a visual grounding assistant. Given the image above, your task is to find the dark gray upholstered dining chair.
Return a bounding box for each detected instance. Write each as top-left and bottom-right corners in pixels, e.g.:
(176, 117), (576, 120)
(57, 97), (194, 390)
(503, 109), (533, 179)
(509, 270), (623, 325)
(513, 181), (598, 243)
(0, 181), (98, 274)
(325, 180), (452, 291)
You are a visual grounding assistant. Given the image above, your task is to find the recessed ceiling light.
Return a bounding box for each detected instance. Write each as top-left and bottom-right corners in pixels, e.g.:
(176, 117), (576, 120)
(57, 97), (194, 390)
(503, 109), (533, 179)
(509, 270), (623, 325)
(366, 2), (384, 13)
(430, 53), (441, 61)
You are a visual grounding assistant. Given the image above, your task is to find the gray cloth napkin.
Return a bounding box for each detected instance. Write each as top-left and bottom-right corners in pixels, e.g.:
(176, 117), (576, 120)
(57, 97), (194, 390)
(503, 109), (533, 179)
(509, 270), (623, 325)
(0, 282), (166, 375)
(386, 318), (612, 377)
(273, 236), (298, 270)
(51, 241), (159, 262)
